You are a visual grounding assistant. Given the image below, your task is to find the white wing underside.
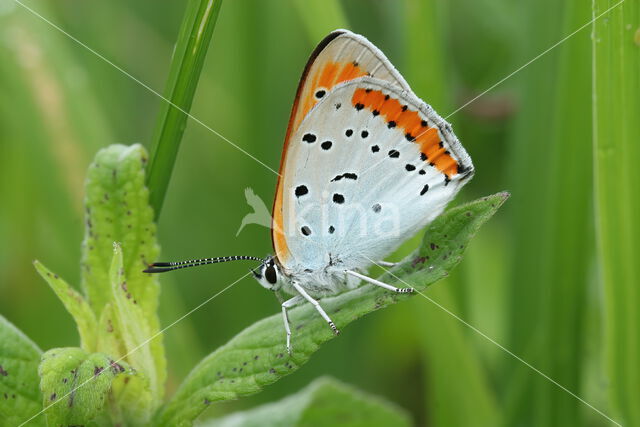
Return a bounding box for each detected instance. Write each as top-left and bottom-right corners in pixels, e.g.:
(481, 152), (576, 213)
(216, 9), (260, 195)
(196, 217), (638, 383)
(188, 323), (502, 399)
(280, 78), (473, 276)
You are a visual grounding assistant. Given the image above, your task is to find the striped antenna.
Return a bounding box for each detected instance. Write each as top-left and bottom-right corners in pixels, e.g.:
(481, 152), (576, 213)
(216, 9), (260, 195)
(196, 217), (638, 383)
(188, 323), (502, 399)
(143, 255), (264, 273)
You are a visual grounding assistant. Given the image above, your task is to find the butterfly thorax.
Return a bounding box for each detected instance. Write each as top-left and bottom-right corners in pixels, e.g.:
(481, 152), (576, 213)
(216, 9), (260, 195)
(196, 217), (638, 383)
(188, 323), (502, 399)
(253, 254), (361, 298)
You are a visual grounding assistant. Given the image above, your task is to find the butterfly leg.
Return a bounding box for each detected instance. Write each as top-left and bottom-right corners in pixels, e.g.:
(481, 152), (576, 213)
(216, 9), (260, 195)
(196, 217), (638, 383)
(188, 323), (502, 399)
(376, 261), (398, 267)
(346, 270), (414, 293)
(281, 295), (304, 354)
(291, 281), (340, 338)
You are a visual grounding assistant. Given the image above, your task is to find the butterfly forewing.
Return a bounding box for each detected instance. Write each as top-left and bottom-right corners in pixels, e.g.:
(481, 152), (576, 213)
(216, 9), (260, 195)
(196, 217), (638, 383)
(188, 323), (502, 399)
(279, 78), (473, 272)
(273, 30), (414, 265)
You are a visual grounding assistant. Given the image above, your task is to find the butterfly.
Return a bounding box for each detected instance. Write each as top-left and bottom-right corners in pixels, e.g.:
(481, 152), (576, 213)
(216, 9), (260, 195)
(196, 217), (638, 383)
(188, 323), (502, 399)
(145, 29), (474, 353)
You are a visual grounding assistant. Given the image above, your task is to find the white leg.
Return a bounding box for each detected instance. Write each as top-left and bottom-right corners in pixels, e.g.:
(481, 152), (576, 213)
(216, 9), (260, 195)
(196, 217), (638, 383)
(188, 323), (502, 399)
(346, 270), (414, 293)
(281, 295), (304, 354)
(291, 281), (340, 336)
(377, 261), (398, 267)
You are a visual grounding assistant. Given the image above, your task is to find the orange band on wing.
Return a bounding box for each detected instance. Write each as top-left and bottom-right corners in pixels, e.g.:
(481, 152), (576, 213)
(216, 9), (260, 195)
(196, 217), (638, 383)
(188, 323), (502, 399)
(299, 61), (367, 127)
(352, 88), (460, 177)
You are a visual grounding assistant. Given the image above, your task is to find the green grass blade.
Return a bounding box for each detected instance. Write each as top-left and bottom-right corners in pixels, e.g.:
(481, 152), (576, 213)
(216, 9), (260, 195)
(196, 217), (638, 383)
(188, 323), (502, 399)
(146, 0), (223, 218)
(505, 1), (593, 424)
(593, 1), (640, 425)
(155, 193), (508, 426)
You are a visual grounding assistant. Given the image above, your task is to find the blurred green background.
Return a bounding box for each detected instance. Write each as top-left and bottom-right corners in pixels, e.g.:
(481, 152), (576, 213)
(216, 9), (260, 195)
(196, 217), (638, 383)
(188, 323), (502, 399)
(1, 0), (637, 425)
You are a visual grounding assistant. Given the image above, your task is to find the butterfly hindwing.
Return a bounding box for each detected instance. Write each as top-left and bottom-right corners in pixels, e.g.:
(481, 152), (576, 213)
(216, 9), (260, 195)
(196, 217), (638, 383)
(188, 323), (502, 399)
(279, 78), (473, 272)
(273, 30), (413, 264)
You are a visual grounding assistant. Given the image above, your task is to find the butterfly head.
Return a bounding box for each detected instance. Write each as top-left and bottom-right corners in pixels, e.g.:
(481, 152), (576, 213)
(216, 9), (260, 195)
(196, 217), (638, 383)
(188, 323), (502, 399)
(251, 255), (284, 291)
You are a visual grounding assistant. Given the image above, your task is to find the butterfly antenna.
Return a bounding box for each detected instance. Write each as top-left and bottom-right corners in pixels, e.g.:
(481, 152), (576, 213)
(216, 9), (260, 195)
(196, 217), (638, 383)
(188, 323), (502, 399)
(143, 256), (264, 273)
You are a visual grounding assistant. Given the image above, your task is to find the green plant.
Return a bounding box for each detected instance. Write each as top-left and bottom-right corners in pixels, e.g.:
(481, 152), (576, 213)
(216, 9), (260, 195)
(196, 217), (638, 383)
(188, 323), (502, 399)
(0, 141), (507, 425)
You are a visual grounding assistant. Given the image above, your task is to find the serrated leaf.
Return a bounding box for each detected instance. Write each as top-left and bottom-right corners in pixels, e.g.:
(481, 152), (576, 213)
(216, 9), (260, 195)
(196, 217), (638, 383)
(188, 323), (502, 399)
(202, 377), (411, 427)
(109, 243), (160, 408)
(157, 192), (509, 426)
(38, 347), (135, 426)
(33, 261), (97, 352)
(0, 315), (43, 427)
(80, 143), (166, 403)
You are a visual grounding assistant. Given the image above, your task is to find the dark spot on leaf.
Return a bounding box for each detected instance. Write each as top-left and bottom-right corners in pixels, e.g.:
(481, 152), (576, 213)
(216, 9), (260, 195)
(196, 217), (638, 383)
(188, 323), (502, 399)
(50, 393), (56, 401)
(277, 353), (284, 359)
(254, 355), (259, 360)
(94, 366), (103, 376)
(430, 243), (438, 250)
(0, 366), (7, 376)
(204, 398), (211, 405)
(412, 256), (427, 267)
(269, 368), (276, 374)
(232, 367), (237, 372)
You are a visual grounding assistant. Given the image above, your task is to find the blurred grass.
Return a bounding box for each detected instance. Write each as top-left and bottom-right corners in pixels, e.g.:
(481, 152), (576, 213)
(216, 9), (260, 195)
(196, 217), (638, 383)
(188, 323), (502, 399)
(0, 0), (633, 425)
(593, 0), (640, 425)
(506, 1), (593, 425)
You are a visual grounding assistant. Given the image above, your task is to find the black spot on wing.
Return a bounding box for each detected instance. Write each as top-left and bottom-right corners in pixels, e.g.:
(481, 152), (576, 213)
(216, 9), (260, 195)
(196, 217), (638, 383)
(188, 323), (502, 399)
(321, 141), (333, 150)
(295, 185), (308, 197)
(302, 133), (316, 143)
(331, 173), (358, 182)
(333, 193), (345, 204)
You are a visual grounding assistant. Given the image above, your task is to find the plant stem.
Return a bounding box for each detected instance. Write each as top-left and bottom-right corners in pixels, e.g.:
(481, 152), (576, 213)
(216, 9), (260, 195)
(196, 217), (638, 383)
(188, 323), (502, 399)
(146, 0), (223, 219)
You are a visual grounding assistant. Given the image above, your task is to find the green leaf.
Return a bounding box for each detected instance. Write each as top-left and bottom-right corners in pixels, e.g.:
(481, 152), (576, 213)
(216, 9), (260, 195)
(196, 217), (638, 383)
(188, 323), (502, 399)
(593, 1), (640, 425)
(109, 243), (160, 409)
(0, 315), (43, 426)
(33, 260), (98, 352)
(147, 0), (223, 218)
(203, 377), (411, 427)
(81, 143), (160, 316)
(156, 192), (509, 426)
(80, 143), (166, 403)
(38, 347), (139, 426)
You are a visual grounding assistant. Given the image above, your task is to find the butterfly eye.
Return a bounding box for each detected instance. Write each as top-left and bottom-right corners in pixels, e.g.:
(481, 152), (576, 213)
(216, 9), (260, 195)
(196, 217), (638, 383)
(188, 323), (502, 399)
(265, 265), (278, 284)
